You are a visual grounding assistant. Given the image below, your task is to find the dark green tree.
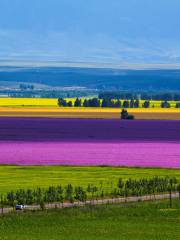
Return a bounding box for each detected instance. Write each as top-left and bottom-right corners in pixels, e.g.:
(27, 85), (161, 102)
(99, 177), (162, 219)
(161, 101), (171, 108)
(58, 98), (67, 107)
(74, 98), (82, 107)
(88, 98), (100, 107)
(83, 99), (89, 107)
(102, 99), (109, 108)
(7, 191), (16, 208)
(67, 101), (73, 107)
(130, 99), (135, 108)
(114, 100), (121, 108)
(175, 102), (180, 108)
(123, 100), (130, 108)
(57, 186), (64, 206)
(0, 195), (5, 214)
(26, 189), (34, 205)
(65, 184), (74, 203)
(75, 186), (87, 203)
(134, 100), (140, 108)
(143, 101), (150, 108)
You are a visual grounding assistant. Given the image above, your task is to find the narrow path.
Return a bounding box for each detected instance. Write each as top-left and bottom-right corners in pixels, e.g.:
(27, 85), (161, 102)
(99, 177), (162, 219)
(1, 192), (179, 215)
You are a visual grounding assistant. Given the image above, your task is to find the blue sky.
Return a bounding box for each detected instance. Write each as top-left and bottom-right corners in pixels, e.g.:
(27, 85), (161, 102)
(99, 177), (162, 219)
(0, 0), (180, 65)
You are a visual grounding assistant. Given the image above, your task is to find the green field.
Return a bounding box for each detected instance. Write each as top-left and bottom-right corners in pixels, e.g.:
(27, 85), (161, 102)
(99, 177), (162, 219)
(0, 165), (180, 194)
(0, 200), (180, 240)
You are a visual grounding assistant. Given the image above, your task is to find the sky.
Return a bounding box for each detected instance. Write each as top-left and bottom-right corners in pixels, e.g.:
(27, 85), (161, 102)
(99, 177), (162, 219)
(0, 0), (180, 65)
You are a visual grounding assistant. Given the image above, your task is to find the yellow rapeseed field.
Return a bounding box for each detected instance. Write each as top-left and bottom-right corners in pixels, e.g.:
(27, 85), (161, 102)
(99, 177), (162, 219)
(0, 98), (58, 107)
(0, 98), (179, 119)
(0, 97), (178, 108)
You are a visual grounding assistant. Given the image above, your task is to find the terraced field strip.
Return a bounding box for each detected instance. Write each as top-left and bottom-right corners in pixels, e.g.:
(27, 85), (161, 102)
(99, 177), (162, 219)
(0, 98), (58, 107)
(0, 166), (180, 194)
(0, 118), (180, 168)
(0, 98), (178, 108)
(0, 107), (180, 119)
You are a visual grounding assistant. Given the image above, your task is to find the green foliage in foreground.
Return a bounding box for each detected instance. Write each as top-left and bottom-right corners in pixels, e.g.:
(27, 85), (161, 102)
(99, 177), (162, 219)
(0, 200), (180, 240)
(0, 165), (180, 194)
(0, 166), (180, 193)
(2, 177), (180, 208)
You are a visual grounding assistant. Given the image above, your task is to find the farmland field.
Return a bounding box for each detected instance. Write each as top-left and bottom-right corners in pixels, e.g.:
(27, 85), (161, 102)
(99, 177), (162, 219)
(0, 165), (180, 194)
(0, 200), (180, 240)
(0, 107), (180, 120)
(0, 98), (58, 107)
(0, 118), (180, 168)
(0, 97), (178, 108)
(0, 97), (180, 120)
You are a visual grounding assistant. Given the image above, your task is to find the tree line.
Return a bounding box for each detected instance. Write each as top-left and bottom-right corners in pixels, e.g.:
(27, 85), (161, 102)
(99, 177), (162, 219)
(58, 98), (180, 108)
(1, 177), (180, 211)
(99, 92), (180, 101)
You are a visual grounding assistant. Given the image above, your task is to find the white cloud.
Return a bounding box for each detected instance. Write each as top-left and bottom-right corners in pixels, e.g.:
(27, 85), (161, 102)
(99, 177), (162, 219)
(0, 29), (180, 64)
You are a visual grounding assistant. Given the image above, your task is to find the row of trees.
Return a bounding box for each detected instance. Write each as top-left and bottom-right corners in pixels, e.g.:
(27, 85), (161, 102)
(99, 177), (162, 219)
(19, 84), (34, 91)
(99, 92), (180, 101)
(1, 177), (180, 211)
(58, 98), (180, 108)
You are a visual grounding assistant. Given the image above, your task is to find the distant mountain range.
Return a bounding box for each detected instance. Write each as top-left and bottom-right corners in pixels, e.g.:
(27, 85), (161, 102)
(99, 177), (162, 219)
(0, 66), (180, 92)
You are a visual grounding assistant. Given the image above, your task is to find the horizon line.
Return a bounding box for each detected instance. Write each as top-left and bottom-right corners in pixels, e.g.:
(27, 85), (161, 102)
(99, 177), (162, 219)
(1, 59), (180, 70)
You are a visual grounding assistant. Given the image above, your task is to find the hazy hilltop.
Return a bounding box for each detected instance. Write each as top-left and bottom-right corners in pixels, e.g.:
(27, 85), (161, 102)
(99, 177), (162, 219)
(1, 67), (180, 91)
(1, 0), (180, 93)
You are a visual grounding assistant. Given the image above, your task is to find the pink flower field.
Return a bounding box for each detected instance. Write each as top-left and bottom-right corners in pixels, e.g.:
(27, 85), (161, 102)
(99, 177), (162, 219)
(0, 141), (180, 168)
(0, 118), (180, 168)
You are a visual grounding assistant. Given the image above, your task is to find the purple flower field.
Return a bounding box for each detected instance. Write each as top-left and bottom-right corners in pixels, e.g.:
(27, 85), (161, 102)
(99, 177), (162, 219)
(0, 118), (180, 168)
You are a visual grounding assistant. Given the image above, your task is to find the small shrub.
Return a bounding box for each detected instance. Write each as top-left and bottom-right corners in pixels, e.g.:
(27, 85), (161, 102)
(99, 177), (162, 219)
(121, 109), (135, 120)
(127, 115), (135, 120)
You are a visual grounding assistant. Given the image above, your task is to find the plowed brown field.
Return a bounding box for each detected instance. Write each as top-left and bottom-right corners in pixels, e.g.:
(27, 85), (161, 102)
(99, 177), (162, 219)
(0, 107), (180, 120)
